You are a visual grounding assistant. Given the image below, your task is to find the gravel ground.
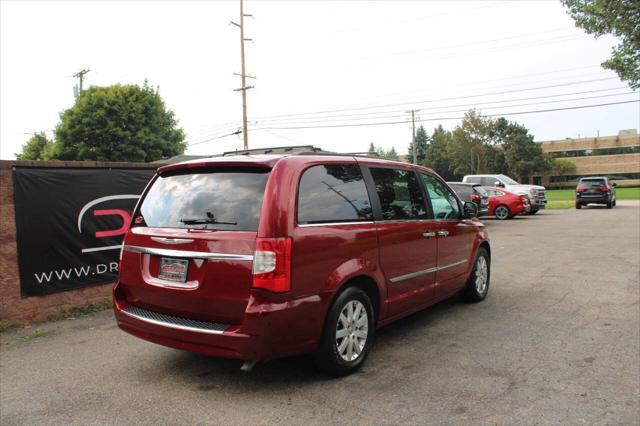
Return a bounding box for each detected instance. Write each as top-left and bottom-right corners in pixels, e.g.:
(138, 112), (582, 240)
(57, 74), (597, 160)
(1, 203), (639, 425)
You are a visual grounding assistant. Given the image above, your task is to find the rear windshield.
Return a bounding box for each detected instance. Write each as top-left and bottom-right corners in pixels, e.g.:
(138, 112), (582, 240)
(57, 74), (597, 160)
(138, 168), (270, 231)
(579, 178), (606, 187)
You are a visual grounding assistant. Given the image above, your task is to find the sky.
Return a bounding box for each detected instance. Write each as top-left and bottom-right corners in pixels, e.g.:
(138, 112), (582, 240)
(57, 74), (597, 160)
(1, 0), (639, 160)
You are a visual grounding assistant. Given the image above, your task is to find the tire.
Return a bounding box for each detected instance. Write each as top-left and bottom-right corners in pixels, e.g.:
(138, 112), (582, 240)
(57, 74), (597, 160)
(494, 205), (510, 220)
(613, 198), (616, 207)
(575, 202), (582, 209)
(314, 286), (375, 376)
(529, 209), (539, 215)
(607, 200), (613, 209)
(463, 247), (491, 303)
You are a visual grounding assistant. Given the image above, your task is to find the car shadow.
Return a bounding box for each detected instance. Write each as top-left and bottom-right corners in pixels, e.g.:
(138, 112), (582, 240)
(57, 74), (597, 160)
(157, 296), (462, 388)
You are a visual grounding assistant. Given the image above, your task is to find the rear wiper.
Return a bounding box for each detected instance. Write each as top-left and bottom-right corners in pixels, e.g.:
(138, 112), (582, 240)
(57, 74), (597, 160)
(180, 211), (237, 226)
(180, 218), (238, 226)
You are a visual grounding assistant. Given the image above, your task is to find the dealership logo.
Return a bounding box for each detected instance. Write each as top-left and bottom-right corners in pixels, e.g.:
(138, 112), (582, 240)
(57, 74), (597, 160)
(77, 194), (140, 253)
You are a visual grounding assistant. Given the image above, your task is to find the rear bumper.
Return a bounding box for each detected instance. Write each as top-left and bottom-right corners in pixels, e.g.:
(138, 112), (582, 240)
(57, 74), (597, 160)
(577, 193), (611, 204)
(113, 281), (326, 361)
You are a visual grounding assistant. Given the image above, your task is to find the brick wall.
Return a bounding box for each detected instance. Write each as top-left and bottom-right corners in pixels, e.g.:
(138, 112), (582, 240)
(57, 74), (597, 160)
(0, 160), (157, 324)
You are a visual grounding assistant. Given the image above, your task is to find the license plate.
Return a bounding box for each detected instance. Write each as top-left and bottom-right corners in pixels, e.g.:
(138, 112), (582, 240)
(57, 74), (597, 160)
(158, 257), (189, 283)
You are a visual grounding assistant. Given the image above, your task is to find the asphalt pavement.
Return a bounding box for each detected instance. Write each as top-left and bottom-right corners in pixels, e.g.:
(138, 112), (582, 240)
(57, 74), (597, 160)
(1, 203), (639, 425)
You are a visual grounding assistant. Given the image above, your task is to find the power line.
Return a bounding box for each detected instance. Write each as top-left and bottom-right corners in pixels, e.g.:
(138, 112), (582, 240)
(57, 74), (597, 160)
(254, 88), (632, 125)
(249, 100), (639, 131)
(266, 1), (516, 41)
(263, 32), (589, 76)
(181, 66), (611, 140)
(251, 77), (621, 120)
(188, 129), (242, 146)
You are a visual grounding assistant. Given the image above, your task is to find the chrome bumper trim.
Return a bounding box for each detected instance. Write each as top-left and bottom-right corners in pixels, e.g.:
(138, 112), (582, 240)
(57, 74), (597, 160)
(123, 245), (254, 261)
(121, 305), (230, 335)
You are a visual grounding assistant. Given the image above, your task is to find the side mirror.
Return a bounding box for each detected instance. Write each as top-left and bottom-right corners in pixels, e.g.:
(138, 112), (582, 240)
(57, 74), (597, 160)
(463, 201), (478, 219)
(494, 181), (504, 188)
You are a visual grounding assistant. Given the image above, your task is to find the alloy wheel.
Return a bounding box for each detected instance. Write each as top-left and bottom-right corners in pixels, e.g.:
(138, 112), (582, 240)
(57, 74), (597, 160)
(495, 206), (509, 220)
(335, 300), (368, 362)
(475, 256), (488, 295)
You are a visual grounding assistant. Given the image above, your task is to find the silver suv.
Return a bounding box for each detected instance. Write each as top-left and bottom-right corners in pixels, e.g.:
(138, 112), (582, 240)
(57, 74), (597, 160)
(463, 174), (547, 214)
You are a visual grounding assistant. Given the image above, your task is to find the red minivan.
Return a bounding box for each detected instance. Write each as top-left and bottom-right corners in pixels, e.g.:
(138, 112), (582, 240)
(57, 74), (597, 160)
(114, 154), (491, 375)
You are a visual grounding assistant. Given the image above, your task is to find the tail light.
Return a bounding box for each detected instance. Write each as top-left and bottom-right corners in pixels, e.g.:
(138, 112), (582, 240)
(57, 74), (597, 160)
(252, 237), (292, 293)
(471, 194), (480, 202)
(576, 186), (586, 191)
(599, 185), (609, 191)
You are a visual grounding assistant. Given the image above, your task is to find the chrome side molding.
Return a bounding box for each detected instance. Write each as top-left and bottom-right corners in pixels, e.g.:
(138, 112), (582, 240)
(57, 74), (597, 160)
(123, 245), (254, 261)
(389, 259), (467, 283)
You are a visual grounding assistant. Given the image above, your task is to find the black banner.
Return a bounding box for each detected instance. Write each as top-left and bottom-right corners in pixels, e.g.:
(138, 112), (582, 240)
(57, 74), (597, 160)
(13, 167), (156, 297)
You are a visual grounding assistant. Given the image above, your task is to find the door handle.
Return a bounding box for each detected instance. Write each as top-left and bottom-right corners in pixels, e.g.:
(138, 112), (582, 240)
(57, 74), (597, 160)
(422, 231), (436, 238)
(437, 230), (449, 237)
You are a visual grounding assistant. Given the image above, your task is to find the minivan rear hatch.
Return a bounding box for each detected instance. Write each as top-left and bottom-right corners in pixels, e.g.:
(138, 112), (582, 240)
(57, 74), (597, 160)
(118, 166), (270, 325)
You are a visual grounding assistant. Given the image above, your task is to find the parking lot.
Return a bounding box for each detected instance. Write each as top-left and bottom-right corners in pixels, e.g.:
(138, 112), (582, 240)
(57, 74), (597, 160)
(1, 203), (639, 425)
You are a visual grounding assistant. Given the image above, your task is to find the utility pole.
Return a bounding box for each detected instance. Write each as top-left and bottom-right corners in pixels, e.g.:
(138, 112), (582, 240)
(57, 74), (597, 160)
(73, 68), (90, 97)
(231, 0), (254, 150)
(407, 109), (418, 164)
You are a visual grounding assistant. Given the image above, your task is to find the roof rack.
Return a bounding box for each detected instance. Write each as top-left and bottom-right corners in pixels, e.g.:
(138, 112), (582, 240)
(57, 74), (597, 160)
(221, 145), (383, 159)
(222, 145), (324, 156)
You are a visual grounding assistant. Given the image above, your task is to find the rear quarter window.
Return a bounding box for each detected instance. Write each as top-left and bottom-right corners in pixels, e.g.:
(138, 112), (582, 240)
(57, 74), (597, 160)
(297, 164), (373, 224)
(138, 168), (270, 231)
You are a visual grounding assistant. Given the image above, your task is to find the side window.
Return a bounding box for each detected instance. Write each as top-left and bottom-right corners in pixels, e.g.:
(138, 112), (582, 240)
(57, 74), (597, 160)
(420, 174), (461, 220)
(369, 168), (428, 221)
(466, 176), (481, 184)
(297, 164), (373, 224)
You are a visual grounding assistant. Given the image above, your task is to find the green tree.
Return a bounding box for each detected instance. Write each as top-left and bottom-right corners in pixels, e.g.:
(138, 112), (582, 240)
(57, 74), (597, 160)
(447, 111), (494, 176)
(423, 125), (456, 179)
(384, 146), (399, 161)
(562, 0), (640, 88)
(492, 117), (552, 180)
(367, 142), (377, 155)
(50, 82), (186, 162)
(407, 125), (429, 163)
(15, 132), (53, 160)
(550, 158), (577, 182)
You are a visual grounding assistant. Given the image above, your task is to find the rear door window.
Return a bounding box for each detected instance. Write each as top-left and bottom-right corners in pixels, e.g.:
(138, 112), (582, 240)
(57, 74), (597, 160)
(138, 168), (270, 231)
(369, 168), (428, 220)
(297, 164), (373, 224)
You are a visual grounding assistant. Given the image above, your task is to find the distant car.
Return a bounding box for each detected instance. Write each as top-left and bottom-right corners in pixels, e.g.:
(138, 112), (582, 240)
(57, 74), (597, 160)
(483, 187), (531, 220)
(463, 174), (547, 214)
(447, 182), (489, 217)
(575, 177), (616, 209)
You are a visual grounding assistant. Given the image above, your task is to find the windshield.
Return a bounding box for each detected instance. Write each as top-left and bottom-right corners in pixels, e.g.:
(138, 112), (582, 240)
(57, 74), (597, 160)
(137, 168), (270, 231)
(498, 174), (519, 185)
